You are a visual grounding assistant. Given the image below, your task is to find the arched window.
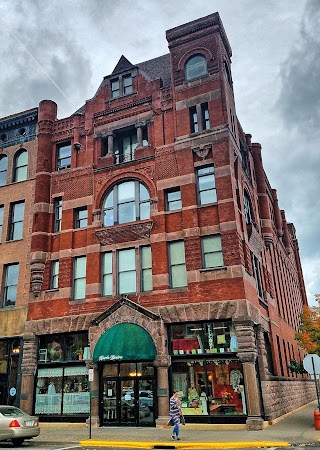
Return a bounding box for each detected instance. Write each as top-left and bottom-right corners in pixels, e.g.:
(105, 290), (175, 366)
(13, 149), (28, 182)
(244, 191), (254, 225)
(0, 155), (8, 186)
(185, 54), (207, 81)
(102, 180), (150, 226)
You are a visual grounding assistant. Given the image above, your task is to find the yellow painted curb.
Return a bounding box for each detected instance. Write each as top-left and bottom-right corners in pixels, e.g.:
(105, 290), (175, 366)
(80, 440), (290, 449)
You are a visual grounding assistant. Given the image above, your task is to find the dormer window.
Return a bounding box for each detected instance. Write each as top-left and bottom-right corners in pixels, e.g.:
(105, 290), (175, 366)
(110, 74), (133, 99)
(185, 54), (207, 81)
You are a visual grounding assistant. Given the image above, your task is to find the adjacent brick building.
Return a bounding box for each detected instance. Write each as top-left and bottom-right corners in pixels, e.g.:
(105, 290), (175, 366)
(0, 108), (38, 405)
(4, 12), (312, 429)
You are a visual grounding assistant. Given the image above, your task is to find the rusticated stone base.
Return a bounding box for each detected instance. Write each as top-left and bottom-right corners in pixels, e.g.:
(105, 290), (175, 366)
(246, 416), (264, 430)
(156, 416), (170, 428)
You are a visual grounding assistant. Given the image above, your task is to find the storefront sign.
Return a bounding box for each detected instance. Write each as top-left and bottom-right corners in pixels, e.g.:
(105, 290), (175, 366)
(98, 355), (123, 361)
(157, 388), (167, 397)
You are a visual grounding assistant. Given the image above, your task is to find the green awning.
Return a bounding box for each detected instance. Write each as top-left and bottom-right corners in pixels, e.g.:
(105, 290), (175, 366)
(93, 323), (156, 363)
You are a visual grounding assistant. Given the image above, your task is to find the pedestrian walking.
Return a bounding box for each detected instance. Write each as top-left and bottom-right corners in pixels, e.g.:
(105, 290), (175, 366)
(169, 389), (182, 440)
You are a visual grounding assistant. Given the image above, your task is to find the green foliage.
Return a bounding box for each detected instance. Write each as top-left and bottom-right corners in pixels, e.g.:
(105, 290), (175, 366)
(287, 359), (307, 374)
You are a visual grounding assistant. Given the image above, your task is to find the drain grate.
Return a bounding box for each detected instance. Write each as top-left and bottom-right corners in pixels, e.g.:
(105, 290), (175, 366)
(153, 446), (176, 449)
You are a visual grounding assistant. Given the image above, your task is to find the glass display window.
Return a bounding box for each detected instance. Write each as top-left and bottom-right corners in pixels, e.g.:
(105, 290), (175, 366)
(170, 321), (238, 355)
(35, 366), (89, 415)
(171, 359), (246, 417)
(38, 332), (89, 363)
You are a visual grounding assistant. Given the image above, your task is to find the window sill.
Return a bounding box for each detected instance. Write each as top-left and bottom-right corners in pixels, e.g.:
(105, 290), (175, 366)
(46, 288), (59, 293)
(165, 209), (182, 214)
(198, 202), (218, 208)
(200, 266), (227, 273)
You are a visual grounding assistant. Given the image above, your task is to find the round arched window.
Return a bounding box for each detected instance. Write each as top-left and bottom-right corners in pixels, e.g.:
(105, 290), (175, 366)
(185, 54), (208, 81)
(102, 180), (150, 226)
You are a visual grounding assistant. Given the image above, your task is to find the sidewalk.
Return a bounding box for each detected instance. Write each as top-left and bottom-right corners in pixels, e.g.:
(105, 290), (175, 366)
(36, 401), (320, 449)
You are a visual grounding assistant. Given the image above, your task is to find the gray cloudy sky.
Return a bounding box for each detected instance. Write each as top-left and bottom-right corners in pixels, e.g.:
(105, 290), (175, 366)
(0, 0), (319, 305)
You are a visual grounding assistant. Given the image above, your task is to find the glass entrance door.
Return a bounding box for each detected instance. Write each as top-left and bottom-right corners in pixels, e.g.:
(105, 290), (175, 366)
(120, 378), (136, 425)
(102, 379), (117, 424)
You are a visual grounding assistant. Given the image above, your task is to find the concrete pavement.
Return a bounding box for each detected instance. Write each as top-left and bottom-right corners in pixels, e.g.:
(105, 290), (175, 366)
(35, 401), (320, 449)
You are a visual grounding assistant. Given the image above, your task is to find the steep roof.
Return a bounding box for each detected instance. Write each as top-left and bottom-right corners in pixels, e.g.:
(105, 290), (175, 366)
(137, 53), (171, 87)
(111, 55), (135, 76)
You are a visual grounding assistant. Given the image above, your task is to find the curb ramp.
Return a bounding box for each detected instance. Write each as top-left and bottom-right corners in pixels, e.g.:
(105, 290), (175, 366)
(80, 440), (291, 449)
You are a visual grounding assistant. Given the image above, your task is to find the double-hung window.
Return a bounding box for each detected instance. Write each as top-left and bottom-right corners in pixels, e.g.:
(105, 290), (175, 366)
(102, 252), (113, 296)
(251, 253), (263, 299)
(75, 207), (88, 229)
(0, 155), (8, 186)
(141, 245), (152, 292)
(53, 198), (62, 233)
(111, 74), (133, 99)
(244, 192), (254, 224)
(190, 103), (210, 133)
(168, 241), (187, 288)
(13, 149), (28, 182)
(196, 166), (217, 205)
(165, 188), (182, 211)
(73, 256), (86, 300)
(0, 205), (3, 242)
(56, 142), (71, 170)
(50, 261), (59, 289)
(202, 235), (224, 268)
(8, 201), (25, 241)
(2, 263), (19, 307)
(118, 248), (136, 294)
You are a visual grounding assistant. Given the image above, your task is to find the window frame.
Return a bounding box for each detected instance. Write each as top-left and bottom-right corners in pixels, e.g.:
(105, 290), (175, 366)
(8, 201), (25, 241)
(102, 180), (150, 226)
(244, 191), (254, 225)
(2, 263), (19, 307)
(73, 256), (87, 301)
(110, 74), (133, 99)
(196, 165), (217, 206)
(185, 54), (208, 81)
(0, 155), (8, 186)
(141, 245), (152, 292)
(56, 142), (71, 171)
(168, 240), (187, 289)
(74, 207), (88, 229)
(201, 234), (224, 269)
(50, 260), (59, 290)
(101, 252), (113, 297)
(165, 188), (182, 212)
(117, 247), (136, 295)
(0, 204), (4, 242)
(13, 149), (28, 182)
(53, 198), (62, 233)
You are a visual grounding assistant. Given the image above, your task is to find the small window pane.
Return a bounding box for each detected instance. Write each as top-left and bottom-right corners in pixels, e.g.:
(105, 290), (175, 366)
(118, 182), (135, 202)
(119, 249), (135, 271)
(76, 257), (86, 277)
(118, 202), (135, 223)
(170, 242), (185, 265)
(0, 156), (8, 186)
(171, 266), (187, 288)
(74, 279), (86, 300)
(185, 55), (207, 81)
(166, 189), (182, 211)
(140, 202), (150, 220)
(102, 252), (112, 296)
(105, 191), (113, 208)
(140, 184), (149, 201)
(119, 271), (136, 294)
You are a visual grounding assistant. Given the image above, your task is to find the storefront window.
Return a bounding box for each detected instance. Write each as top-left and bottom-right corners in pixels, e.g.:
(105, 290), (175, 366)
(38, 333), (89, 363)
(171, 359), (246, 416)
(171, 321), (238, 355)
(35, 366), (89, 415)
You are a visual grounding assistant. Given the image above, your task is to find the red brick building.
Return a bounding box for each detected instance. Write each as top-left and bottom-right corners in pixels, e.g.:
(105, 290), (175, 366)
(18, 13), (312, 429)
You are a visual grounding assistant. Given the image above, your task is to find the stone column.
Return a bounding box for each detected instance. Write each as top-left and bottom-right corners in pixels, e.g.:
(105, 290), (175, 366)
(136, 124), (143, 147)
(20, 334), (38, 415)
(234, 319), (264, 430)
(107, 132), (114, 155)
(154, 355), (170, 427)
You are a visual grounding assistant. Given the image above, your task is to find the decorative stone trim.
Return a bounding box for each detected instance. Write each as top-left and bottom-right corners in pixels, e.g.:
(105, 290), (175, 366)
(192, 143), (212, 160)
(95, 220), (153, 245)
(30, 260), (45, 297)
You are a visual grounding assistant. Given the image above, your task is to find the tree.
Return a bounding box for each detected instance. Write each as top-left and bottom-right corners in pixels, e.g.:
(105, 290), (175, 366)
(295, 303), (320, 356)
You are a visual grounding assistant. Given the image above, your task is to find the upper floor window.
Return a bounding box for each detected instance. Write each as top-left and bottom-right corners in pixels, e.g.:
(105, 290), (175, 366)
(0, 205), (3, 242)
(75, 207), (88, 229)
(50, 260), (59, 290)
(56, 142), (71, 170)
(251, 252), (263, 299)
(2, 263), (19, 307)
(118, 248), (136, 294)
(13, 149), (28, 182)
(244, 191), (254, 225)
(8, 201), (25, 241)
(185, 54), (207, 81)
(113, 127), (148, 164)
(102, 180), (150, 226)
(141, 245), (152, 292)
(165, 188), (182, 211)
(73, 256), (86, 300)
(223, 62), (232, 86)
(190, 103), (210, 133)
(196, 165), (217, 205)
(0, 155), (8, 186)
(53, 198), (62, 233)
(168, 241), (187, 289)
(102, 252), (113, 297)
(202, 235), (224, 269)
(111, 74), (133, 99)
